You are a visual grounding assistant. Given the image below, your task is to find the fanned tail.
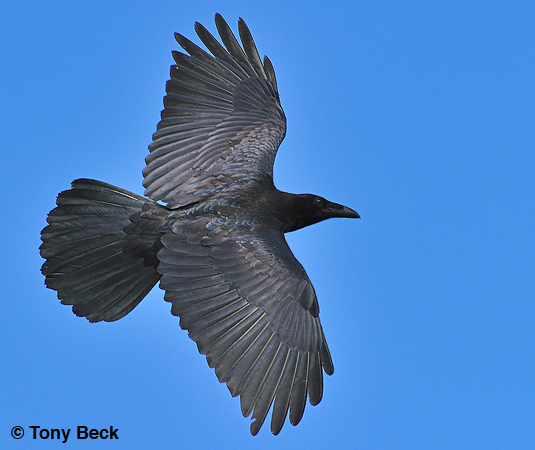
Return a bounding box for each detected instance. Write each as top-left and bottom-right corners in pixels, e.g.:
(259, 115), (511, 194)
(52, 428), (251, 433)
(40, 179), (168, 322)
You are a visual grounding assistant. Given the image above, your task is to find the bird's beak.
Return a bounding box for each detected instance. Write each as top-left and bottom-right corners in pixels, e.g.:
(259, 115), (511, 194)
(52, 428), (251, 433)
(326, 201), (360, 219)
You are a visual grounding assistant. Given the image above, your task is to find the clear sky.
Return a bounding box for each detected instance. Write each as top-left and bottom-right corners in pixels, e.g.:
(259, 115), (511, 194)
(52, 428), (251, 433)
(2, 1), (534, 448)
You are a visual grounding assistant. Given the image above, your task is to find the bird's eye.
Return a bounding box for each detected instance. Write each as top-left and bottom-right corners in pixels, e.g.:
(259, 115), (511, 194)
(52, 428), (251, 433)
(314, 197), (323, 207)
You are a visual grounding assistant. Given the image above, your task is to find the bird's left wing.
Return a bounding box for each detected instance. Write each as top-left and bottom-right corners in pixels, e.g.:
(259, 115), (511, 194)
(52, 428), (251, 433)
(143, 14), (286, 208)
(158, 216), (333, 435)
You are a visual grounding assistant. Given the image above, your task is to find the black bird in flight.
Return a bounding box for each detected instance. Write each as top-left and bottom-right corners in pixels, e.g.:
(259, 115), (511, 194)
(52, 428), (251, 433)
(40, 14), (360, 435)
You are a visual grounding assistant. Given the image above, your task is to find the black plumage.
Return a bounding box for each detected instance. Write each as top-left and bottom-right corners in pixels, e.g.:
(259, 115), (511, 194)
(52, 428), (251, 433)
(40, 14), (359, 435)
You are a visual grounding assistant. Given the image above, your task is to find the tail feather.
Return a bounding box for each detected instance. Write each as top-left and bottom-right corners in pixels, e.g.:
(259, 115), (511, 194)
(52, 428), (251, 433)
(69, 266), (161, 322)
(40, 179), (168, 322)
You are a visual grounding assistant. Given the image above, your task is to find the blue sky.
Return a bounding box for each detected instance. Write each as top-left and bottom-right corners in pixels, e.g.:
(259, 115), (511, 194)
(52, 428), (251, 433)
(2, 1), (534, 448)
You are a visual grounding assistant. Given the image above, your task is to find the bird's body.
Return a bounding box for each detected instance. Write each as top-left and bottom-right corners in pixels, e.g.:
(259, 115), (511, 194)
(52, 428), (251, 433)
(40, 14), (359, 435)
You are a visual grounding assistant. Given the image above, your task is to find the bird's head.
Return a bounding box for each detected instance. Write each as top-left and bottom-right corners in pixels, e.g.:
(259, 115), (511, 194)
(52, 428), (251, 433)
(283, 194), (360, 232)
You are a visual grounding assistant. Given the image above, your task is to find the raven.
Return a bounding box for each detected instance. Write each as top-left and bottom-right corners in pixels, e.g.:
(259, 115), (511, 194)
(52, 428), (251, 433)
(40, 14), (360, 435)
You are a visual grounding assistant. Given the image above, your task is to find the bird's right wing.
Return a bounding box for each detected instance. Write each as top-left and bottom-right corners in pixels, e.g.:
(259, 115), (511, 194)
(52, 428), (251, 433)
(158, 216), (333, 435)
(143, 14), (286, 208)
